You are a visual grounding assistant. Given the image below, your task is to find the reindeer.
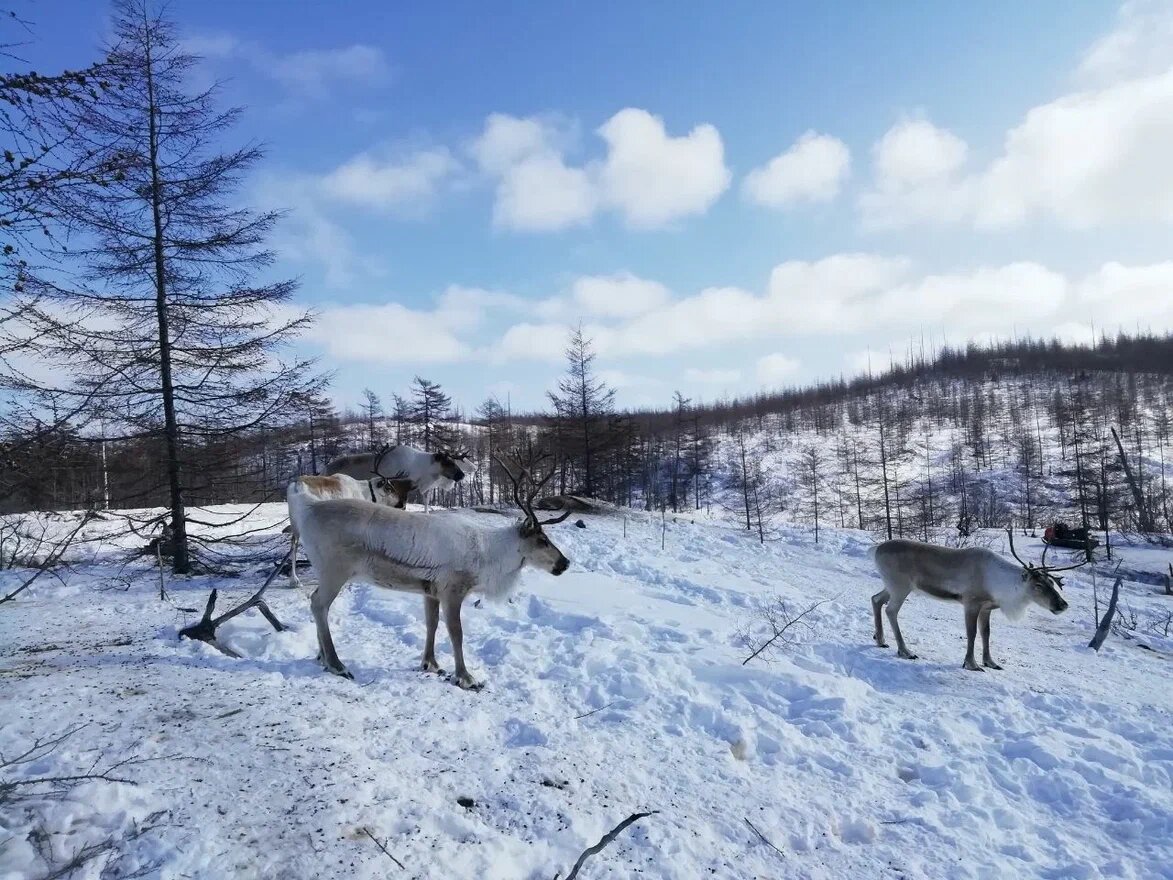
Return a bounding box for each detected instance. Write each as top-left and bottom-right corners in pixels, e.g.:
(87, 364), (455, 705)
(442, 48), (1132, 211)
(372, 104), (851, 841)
(285, 473), (400, 589)
(871, 532), (1083, 671)
(286, 453), (571, 689)
(325, 445), (465, 512)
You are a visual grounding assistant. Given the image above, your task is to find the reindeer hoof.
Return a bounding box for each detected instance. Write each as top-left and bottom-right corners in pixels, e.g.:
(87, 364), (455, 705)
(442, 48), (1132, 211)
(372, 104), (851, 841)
(874, 640), (889, 649)
(325, 664), (354, 680)
(983, 659), (1003, 670)
(962, 660), (984, 672)
(420, 660), (445, 675)
(897, 650), (918, 660)
(453, 674), (483, 691)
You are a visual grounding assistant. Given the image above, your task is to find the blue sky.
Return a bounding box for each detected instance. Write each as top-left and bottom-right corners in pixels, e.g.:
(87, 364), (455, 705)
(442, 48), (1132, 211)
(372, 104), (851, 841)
(36, 0), (1173, 413)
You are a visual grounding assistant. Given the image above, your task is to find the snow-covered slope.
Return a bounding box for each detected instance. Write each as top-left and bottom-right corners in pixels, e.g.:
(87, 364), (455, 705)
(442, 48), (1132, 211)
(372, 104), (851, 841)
(1, 506), (1171, 879)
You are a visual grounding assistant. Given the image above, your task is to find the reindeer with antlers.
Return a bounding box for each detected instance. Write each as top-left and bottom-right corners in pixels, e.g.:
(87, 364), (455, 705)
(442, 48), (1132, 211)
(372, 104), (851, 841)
(286, 449), (571, 688)
(871, 531), (1084, 671)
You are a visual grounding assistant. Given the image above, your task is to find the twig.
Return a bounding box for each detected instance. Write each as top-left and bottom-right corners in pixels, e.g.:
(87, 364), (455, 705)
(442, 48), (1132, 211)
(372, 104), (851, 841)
(562, 810), (658, 880)
(742, 598), (828, 665)
(743, 817), (785, 858)
(1089, 576), (1122, 651)
(360, 827), (404, 870)
(573, 701), (616, 720)
(0, 510), (90, 605)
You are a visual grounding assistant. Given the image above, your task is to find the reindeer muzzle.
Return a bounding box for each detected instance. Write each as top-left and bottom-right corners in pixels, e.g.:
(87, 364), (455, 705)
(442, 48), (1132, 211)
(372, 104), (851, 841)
(552, 556), (569, 576)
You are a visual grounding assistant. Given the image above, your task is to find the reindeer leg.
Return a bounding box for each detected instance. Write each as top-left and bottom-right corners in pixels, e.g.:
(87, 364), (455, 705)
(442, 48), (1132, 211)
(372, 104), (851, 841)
(980, 604), (1002, 669)
(288, 529), (302, 589)
(443, 594), (481, 690)
(962, 602), (983, 671)
(871, 588), (890, 648)
(420, 594), (444, 674)
(885, 587), (917, 659)
(311, 577), (352, 680)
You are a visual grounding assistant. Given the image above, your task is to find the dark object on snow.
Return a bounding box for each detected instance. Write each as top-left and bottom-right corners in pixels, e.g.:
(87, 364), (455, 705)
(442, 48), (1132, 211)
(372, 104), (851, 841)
(575, 519), (586, 529)
(1043, 522), (1100, 551)
(535, 494), (595, 513)
(457, 796), (475, 809)
(1088, 577), (1122, 651)
(179, 552), (290, 656)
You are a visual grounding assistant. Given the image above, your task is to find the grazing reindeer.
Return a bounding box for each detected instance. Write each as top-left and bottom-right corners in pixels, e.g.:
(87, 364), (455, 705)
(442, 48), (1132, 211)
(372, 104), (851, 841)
(871, 532), (1082, 671)
(325, 445), (465, 512)
(285, 474), (402, 588)
(286, 453), (571, 688)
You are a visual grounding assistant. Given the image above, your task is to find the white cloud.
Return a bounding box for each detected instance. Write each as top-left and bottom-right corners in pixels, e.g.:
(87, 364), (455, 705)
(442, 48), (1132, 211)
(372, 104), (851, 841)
(320, 148), (459, 210)
(742, 131), (851, 208)
(859, 119), (972, 228)
(470, 108), (729, 232)
(304, 302), (470, 364)
(1076, 260), (1173, 326)
(596, 108), (731, 228)
(492, 322), (569, 364)
(492, 254), (1081, 363)
(755, 353), (801, 386)
(494, 154), (596, 231)
(571, 273), (671, 318)
(1077, 0), (1173, 84)
(185, 34), (390, 99)
(861, 5), (1173, 231)
(470, 114), (595, 231)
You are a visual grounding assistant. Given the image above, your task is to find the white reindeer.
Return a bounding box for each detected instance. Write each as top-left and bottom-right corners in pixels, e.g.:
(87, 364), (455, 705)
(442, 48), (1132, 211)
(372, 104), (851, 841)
(871, 532), (1082, 671)
(287, 455), (571, 689)
(325, 444), (465, 512)
(285, 473), (399, 589)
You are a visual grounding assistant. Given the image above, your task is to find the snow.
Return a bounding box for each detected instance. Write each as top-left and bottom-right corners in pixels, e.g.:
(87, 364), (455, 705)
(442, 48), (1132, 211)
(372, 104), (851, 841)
(2, 505), (1172, 879)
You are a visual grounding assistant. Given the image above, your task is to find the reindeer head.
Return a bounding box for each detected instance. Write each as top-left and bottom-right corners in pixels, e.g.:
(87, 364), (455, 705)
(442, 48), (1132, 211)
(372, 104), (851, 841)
(433, 451), (465, 483)
(495, 452), (571, 576)
(1007, 530), (1081, 615)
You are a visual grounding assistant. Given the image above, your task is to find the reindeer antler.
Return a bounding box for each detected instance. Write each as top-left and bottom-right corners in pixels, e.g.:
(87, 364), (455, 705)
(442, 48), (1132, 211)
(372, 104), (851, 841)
(1006, 529), (1032, 568)
(494, 449), (570, 526)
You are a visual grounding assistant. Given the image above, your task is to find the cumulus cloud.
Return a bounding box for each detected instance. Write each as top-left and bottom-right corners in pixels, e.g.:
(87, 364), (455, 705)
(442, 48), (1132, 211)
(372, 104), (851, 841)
(469, 114), (595, 231)
(1076, 260), (1173, 326)
(860, 5), (1173, 230)
(320, 148), (459, 211)
(470, 108), (730, 231)
(298, 285), (526, 366)
(742, 131), (851, 208)
(596, 108), (731, 228)
(571, 273), (671, 318)
(490, 254), (1097, 364)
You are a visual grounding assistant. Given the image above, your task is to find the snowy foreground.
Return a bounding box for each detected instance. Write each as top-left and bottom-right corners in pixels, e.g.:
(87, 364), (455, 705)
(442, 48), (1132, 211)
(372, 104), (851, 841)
(2, 506), (1172, 880)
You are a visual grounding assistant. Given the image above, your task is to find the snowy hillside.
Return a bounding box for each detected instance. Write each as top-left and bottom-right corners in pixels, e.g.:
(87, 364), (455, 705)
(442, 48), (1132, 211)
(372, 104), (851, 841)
(1, 505), (1171, 879)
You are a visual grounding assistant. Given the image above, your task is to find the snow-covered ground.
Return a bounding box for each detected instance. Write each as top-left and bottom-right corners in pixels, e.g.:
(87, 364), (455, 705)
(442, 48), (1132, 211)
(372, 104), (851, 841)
(2, 505), (1172, 879)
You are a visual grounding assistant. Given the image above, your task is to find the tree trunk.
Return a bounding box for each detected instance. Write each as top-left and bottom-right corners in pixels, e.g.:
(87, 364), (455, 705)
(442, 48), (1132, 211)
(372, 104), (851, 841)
(1111, 426), (1154, 532)
(145, 37), (188, 574)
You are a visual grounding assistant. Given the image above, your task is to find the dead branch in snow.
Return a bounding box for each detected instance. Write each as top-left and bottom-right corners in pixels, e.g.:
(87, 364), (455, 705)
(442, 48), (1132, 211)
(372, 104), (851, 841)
(1088, 577), (1122, 652)
(739, 596), (827, 665)
(360, 827), (405, 870)
(557, 810), (658, 880)
(0, 509), (91, 606)
(178, 551), (291, 657)
(743, 817), (785, 859)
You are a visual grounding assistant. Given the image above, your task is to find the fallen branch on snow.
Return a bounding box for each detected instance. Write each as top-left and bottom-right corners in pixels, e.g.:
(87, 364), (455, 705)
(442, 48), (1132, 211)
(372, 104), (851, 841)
(743, 817), (784, 859)
(178, 551), (291, 657)
(360, 827), (405, 870)
(1088, 577), (1122, 652)
(556, 810), (658, 880)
